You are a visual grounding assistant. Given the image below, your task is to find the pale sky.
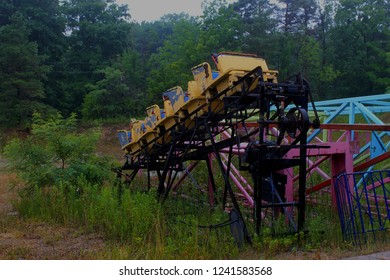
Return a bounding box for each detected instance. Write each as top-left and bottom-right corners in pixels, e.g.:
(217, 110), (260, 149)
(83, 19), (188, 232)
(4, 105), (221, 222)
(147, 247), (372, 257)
(116, 0), (237, 22)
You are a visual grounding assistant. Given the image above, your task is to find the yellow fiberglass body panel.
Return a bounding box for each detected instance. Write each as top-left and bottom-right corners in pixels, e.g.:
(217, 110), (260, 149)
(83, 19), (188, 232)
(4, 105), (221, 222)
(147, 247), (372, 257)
(163, 97), (174, 117)
(191, 62), (214, 95)
(140, 130), (158, 152)
(158, 93), (178, 134)
(217, 53), (269, 74)
(122, 120), (144, 156)
(163, 86), (186, 114)
(140, 105), (163, 152)
(208, 53), (279, 99)
(180, 81), (207, 119)
(190, 64), (224, 114)
(144, 105), (161, 132)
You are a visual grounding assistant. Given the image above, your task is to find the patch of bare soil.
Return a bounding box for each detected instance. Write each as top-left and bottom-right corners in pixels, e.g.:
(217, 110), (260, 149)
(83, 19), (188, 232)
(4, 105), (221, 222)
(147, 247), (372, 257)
(0, 220), (106, 260)
(97, 124), (126, 162)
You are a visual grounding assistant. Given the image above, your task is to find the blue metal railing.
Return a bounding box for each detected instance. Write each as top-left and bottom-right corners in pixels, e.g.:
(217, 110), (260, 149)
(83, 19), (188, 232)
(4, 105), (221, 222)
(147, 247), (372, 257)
(334, 170), (390, 244)
(307, 93), (390, 143)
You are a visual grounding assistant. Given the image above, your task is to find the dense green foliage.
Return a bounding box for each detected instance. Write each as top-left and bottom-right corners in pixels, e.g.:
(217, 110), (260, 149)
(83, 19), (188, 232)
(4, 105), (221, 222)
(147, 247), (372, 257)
(4, 112), (112, 189)
(2, 113), (242, 258)
(0, 0), (389, 128)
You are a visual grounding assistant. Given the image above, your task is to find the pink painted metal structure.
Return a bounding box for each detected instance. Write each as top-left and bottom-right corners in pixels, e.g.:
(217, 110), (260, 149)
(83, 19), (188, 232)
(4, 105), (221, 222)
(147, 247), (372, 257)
(157, 94), (390, 233)
(168, 122), (389, 212)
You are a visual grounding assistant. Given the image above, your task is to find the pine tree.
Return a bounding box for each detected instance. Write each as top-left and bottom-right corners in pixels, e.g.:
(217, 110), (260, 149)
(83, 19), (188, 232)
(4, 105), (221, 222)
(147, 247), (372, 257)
(0, 13), (51, 128)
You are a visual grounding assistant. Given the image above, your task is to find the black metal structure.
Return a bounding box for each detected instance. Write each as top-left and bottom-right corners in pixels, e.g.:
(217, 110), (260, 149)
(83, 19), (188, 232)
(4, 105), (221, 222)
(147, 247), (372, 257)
(117, 54), (320, 242)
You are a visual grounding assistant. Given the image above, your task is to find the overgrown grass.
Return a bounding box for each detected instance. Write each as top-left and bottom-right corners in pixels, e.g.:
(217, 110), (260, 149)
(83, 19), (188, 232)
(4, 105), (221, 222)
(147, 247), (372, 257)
(14, 182), (242, 259)
(3, 112), (389, 259)
(7, 165), (390, 259)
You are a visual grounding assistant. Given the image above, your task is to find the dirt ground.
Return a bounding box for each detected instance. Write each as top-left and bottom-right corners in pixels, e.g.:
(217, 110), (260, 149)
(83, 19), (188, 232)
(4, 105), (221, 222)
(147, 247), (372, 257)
(0, 220), (106, 260)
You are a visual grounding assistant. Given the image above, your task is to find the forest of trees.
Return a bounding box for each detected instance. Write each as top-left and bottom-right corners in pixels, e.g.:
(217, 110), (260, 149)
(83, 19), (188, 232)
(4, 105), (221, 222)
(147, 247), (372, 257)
(0, 0), (389, 128)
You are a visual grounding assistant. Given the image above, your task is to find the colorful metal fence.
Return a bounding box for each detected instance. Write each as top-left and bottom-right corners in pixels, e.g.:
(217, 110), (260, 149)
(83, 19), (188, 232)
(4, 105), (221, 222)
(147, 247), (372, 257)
(334, 170), (390, 244)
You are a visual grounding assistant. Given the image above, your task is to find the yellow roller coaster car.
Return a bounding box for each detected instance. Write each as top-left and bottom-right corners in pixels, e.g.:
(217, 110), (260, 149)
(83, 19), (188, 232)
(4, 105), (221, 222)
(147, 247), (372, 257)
(140, 104), (162, 151)
(122, 120), (144, 157)
(208, 52), (278, 99)
(119, 52), (279, 157)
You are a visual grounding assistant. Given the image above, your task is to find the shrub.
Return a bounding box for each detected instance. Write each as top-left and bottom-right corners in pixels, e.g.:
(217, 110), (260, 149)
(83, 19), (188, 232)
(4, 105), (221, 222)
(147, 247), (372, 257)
(3, 112), (112, 190)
